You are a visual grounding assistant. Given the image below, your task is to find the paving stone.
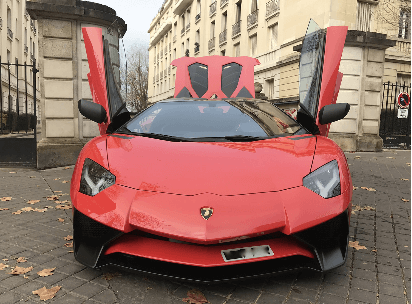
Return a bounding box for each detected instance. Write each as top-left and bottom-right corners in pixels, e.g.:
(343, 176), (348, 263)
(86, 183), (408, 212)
(256, 291), (285, 303)
(348, 286), (377, 303)
(318, 292), (346, 304)
(350, 277), (377, 292)
(321, 282), (348, 298)
(58, 276), (87, 292)
(0, 275), (31, 289)
(90, 289), (119, 304)
(71, 281), (107, 298)
(379, 282), (406, 297)
(230, 286), (262, 302)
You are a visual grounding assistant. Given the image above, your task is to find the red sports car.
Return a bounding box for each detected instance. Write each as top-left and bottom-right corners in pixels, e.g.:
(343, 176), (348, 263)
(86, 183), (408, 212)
(71, 19), (352, 282)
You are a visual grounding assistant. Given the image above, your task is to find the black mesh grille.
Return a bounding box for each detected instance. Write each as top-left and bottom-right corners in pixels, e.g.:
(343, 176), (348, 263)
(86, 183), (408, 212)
(188, 63), (208, 97)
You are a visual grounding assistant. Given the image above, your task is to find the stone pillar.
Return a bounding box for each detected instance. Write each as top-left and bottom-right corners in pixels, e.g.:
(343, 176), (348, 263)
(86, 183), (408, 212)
(328, 31), (396, 151)
(26, 0), (126, 169)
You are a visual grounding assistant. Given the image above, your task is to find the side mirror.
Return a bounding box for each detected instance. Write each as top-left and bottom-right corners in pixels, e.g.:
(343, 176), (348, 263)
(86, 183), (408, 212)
(319, 103), (350, 125)
(78, 99), (107, 124)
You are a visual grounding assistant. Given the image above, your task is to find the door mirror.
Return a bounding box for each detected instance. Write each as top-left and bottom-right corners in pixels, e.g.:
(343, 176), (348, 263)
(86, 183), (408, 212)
(319, 103), (350, 125)
(78, 99), (107, 124)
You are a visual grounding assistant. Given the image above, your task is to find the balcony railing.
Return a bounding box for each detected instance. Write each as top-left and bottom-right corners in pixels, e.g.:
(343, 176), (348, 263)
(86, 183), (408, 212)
(25, 11), (30, 20)
(247, 10), (259, 29)
(195, 13), (201, 21)
(186, 23), (190, 31)
(208, 37), (215, 51)
(169, 42), (171, 51)
(7, 28), (13, 40)
(164, 68), (167, 76)
(181, 27), (185, 35)
(153, 76), (155, 84)
(0, 17), (2, 30)
(396, 39), (411, 54)
(160, 71), (163, 79)
(173, 35), (177, 42)
(157, 53), (159, 61)
(24, 45), (28, 54)
(232, 20), (241, 38)
(168, 66), (171, 74)
(210, 1), (217, 16)
(156, 74), (159, 81)
(160, 52), (163, 59)
(165, 47), (168, 54)
(31, 53), (35, 61)
(266, 0), (280, 18)
(221, 0), (228, 8)
(194, 44), (200, 53)
(219, 29), (227, 45)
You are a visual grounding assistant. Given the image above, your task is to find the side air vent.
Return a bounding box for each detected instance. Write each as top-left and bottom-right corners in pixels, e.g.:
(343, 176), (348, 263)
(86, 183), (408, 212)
(222, 63), (242, 97)
(188, 63), (208, 97)
(176, 87), (193, 98)
(236, 87), (253, 98)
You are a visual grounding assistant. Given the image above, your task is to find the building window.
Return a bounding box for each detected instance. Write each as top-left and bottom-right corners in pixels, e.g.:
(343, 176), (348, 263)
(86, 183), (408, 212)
(356, 1), (372, 32)
(221, 49), (226, 56)
(399, 10), (410, 39)
(196, 0), (201, 20)
(250, 35), (257, 57)
(181, 42), (185, 57)
(265, 78), (274, 99)
(236, 1), (242, 22)
(173, 48), (176, 60)
(269, 23), (278, 50)
(211, 21), (215, 38)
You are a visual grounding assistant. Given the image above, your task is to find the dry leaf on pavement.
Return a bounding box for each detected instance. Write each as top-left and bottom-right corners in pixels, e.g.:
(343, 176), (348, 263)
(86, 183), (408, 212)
(407, 163), (411, 166)
(62, 180), (70, 183)
(12, 210), (23, 215)
(182, 289), (209, 304)
(353, 186), (358, 190)
(58, 218), (65, 222)
(0, 263), (9, 270)
(64, 235), (73, 241)
(64, 167), (70, 169)
(402, 198), (410, 202)
(17, 257), (27, 263)
(37, 267), (56, 277)
(0, 208), (9, 211)
(349, 241), (367, 250)
(9, 172), (16, 174)
(54, 191), (62, 193)
(401, 178), (409, 181)
(32, 286), (61, 301)
(103, 272), (121, 281)
(54, 178), (61, 180)
(354, 156), (361, 159)
(27, 200), (40, 205)
(21, 207), (35, 212)
(64, 242), (73, 248)
(34, 208), (47, 213)
(56, 205), (71, 210)
(0, 197), (12, 201)
(46, 196), (59, 201)
(9, 266), (33, 275)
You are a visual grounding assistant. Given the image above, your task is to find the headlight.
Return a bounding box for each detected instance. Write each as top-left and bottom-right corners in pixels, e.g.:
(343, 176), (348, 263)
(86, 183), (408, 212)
(303, 160), (340, 198)
(79, 158), (116, 196)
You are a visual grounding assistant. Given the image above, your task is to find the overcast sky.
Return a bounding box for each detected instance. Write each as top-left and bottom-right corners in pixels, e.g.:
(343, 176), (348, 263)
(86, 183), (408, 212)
(91, 0), (165, 49)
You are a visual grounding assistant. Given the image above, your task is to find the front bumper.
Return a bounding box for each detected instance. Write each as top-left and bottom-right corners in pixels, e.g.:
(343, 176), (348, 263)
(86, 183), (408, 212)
(73, 208), (349, 282)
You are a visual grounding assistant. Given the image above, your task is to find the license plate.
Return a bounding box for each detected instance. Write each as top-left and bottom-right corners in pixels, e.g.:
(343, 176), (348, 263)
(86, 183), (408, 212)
(221, 245), (274, 262)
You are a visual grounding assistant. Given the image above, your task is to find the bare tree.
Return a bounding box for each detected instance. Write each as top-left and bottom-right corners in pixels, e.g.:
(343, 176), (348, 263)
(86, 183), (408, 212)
(373, 0), (411, 37)
(121, 43), (149, 112)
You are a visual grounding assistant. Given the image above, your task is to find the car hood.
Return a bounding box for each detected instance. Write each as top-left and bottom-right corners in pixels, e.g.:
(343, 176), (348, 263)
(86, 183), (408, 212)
(106, 134), (317, 196)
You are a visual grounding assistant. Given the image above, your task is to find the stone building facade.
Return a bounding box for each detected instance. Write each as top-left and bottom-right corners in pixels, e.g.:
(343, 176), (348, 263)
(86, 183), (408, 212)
(148, 0), (410, 151)
(0, 0), (40, 125)
(26, 0), (126, 168)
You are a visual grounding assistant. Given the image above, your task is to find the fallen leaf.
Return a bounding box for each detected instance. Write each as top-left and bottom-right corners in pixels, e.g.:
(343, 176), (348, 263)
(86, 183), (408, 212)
(349, 241), (367, 250)
(27, 200), (40, 205)
(60, 200), (70, 204)
(9, 266), (33, 275)
(371, 249), (377, 253)
(354, 156), (361, 159)
(0, 208), (9, 211)
(351, 205), (375, 214)
(17, 257), (27, 263)
(367, 188), (376, 192)
(402, 198), (410, 202)
(386, 157), (394, 159)
(68, 250), (74, 253)
(54, 191), (62, 193)
(64, 235), (73, 241)
(32, 286), (61, 301)
(353, 186), (358, 190)
(0, 197), (12, 202)
(407, 163), (411, 166)
(0, 263), (9, 270)
(37, 267), (56, 277)
(21, 207), (35, 212)
(64, 242), (73, 248)
(24, 275), (29, 279)
(54, 178), (61, 180)
(46, 196), (59, 201)
(58, 218), (65, 222)
(2, 259), (8, 261)
(401, 178), (409, 181)
(29, 176), (36, 178)
(64, 167), (70, 169)
(103, 272), (121, 281)
(182, 289), (209, 304)
(12, 210), (23, 215)
(360, 187), (368, 190)
(34, 208), (48, 213)
(9, 172), (16, 174)
(55, 205), (71, 210)
(62, 180), (70, 184)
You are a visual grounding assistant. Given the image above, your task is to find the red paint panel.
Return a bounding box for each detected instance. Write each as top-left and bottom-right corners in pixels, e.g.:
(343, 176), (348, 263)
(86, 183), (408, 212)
(316, 26), (347, 136)
(104, 235), (315, 267)
(106, 135), (316, 196)
(172, 56), (259, 98)
(82, 27), (110, 134)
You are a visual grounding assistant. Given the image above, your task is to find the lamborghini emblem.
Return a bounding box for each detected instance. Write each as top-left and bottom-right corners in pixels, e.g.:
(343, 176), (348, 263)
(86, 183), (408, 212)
(200, 207), (213, 220)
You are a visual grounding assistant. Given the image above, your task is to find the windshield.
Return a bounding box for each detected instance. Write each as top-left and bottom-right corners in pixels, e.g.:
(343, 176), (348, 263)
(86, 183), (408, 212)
(121, 100), (302, 141)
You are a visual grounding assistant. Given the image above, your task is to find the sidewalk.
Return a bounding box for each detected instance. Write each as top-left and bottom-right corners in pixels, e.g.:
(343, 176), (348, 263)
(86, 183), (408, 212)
(0, 150), (409, 303)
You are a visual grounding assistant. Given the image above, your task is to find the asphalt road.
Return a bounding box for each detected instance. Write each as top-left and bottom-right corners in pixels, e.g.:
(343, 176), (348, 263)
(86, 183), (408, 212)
(0, 150), (409, 303)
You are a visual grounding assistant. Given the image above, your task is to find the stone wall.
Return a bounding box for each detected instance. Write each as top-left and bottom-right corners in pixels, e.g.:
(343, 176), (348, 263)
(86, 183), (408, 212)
(26, 0), (126, 169)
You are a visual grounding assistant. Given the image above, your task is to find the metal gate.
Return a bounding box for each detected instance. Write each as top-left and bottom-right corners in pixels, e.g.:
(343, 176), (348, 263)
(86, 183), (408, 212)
(0, 58), (38, 166)
(379, 81), (411, 149)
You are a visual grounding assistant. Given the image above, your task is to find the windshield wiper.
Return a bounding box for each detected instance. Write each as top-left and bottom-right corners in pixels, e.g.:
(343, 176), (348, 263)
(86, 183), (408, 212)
(222, 135), (267, 141)
(122, 132), (192, 142)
